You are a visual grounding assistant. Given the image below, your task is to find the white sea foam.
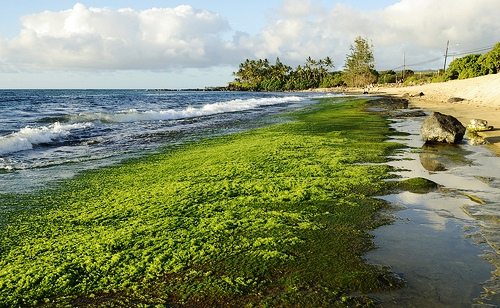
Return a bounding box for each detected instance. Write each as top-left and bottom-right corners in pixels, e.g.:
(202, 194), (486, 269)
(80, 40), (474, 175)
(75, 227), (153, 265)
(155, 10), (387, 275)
(75, 96), (305, 123)
(0, 122), (93, 155)
(0, 158), (14, 171)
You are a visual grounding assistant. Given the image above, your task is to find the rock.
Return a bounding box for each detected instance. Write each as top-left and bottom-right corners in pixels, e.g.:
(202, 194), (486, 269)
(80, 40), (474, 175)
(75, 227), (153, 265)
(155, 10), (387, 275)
(447, 97), (465, 103)
(391, 109), (427, 118)
(466, 131), (488, 145)
(421, 112), (466, 144)
(410, 92), (424, 97)
(466, 119), (493, 132)
(367, 97), (409, 111)
(398, 177), (440, 193)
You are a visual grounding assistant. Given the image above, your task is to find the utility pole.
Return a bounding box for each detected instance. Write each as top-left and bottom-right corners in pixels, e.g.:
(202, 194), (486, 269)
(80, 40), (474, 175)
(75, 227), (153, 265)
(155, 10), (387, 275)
(402, 52), (406, 82)
(443, 40), (450, 73)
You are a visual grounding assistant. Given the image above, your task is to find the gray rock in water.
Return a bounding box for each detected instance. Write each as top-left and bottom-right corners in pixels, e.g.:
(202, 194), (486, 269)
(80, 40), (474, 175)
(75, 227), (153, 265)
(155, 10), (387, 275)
(421, 112), (466, 144)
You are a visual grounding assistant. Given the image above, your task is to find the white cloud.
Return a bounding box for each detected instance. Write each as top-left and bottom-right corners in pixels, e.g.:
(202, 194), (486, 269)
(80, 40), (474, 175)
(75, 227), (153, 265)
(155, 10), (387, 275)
(0, 3), (240, 71)
(0, 0), (499, 74)
(252, 0), (500, 70)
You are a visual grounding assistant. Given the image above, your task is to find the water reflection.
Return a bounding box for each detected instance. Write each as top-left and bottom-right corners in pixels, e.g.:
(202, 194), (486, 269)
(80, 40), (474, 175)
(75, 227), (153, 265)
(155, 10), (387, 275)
(419, 143), (472, 172)
(368, 192), (492, 307)
(367, 116), (500, 306)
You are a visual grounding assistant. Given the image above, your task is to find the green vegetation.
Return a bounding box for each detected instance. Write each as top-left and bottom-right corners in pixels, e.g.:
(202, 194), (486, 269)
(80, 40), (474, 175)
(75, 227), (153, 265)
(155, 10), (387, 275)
(229, 56), (337, 91)
(229, 41), (500, 91)
(229, 36), (380, 91)
(342, 36), (377, 87)
(446, 42), (500, 80)
(378, 42), (500, 86)
(446, 54), (485, 80)
(397, 177), (440, 194)
(377, 70), (397, 84)
(0, 98), (403, 306)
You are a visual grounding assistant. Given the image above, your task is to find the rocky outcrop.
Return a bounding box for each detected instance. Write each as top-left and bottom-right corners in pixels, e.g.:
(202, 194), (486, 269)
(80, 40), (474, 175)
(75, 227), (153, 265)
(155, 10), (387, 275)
(421, 112), (466, 144)
(391, 110), (427, 118)
(366, 97), (409, 112)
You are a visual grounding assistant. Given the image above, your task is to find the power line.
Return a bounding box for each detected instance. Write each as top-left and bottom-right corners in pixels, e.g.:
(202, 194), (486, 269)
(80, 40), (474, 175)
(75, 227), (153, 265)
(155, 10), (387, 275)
(385, 42), (496, 71)
(391, 57), (442, 70)
(448, 45), (495, 56)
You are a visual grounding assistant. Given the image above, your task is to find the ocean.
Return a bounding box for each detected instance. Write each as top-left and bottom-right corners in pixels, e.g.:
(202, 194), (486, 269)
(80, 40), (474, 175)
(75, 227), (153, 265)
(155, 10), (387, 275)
(0, 90), (333, 193)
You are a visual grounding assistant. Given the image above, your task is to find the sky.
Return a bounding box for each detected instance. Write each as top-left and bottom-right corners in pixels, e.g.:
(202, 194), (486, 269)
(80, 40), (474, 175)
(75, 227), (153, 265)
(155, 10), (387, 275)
(0, 0), (499, 89)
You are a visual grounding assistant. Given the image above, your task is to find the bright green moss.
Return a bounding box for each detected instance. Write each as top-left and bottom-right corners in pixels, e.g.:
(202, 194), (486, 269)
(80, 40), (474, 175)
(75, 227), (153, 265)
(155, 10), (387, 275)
(397, 177), (440, 194)
(0, 98), (402, 306)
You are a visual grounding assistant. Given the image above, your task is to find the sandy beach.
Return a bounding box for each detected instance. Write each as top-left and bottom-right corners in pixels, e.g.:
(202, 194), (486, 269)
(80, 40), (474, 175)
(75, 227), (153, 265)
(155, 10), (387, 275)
(372, 73), (500, 155)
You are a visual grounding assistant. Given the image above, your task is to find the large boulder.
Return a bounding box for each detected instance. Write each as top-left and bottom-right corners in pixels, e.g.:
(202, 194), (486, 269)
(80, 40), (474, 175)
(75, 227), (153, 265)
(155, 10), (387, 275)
(421, 112), (466, 144)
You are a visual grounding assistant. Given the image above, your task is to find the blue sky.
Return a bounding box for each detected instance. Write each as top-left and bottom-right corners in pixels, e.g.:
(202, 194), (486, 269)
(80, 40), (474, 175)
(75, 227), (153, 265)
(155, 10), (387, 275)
(0, 0), (498, 88)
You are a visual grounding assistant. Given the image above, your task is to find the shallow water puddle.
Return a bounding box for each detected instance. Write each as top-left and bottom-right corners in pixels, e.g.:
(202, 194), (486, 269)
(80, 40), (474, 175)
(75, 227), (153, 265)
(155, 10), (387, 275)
(367, 115), (500, 307)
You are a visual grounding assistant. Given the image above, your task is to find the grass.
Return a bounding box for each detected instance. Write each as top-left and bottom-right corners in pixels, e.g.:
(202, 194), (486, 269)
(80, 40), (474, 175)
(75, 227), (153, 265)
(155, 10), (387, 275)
(0, 98), (403, 306)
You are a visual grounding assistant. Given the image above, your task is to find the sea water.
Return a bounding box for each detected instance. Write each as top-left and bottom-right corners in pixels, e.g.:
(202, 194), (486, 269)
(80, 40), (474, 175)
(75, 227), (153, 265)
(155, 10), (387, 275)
(0, 90), (332, 193)
(367, 116), (500, 306)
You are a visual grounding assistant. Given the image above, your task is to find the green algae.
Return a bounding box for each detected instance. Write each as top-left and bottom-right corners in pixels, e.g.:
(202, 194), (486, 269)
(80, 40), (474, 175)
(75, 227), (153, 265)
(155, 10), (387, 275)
(0, 98), (402, 306)
(397, 177), (440, 194)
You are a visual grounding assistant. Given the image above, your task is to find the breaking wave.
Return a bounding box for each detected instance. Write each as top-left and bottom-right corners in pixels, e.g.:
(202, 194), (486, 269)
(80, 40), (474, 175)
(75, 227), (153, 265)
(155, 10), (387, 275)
(71, 96), (305, 123)
(0, 122), (93, 155)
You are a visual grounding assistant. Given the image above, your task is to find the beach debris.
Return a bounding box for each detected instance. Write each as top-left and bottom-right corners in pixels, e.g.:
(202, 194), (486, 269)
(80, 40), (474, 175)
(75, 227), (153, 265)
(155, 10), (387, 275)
(463, 193), (486, 205)
(466, 119), (493, 132)
(421, 112), (466, 144)
(447, 97), (465, 103)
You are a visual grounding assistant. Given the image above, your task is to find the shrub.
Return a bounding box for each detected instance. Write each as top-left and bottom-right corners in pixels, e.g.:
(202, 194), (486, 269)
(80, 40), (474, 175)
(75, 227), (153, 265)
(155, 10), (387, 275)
(446, 54), (485, 80)
(480, 42), (500, 74)
(402, 75), (419, 86)
(444, 42), (499, 80)
(377, 70), (397, 84)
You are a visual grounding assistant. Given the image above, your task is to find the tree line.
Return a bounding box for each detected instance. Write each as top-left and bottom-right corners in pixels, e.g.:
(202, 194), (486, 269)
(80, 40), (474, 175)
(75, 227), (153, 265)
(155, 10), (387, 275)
(228, 36), (376, 91)
(228, 38), (500, 91)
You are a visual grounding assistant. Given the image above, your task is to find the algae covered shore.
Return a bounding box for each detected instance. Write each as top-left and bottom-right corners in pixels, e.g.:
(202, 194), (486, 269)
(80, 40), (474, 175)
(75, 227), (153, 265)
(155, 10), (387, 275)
(0, 98), (402, 306)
